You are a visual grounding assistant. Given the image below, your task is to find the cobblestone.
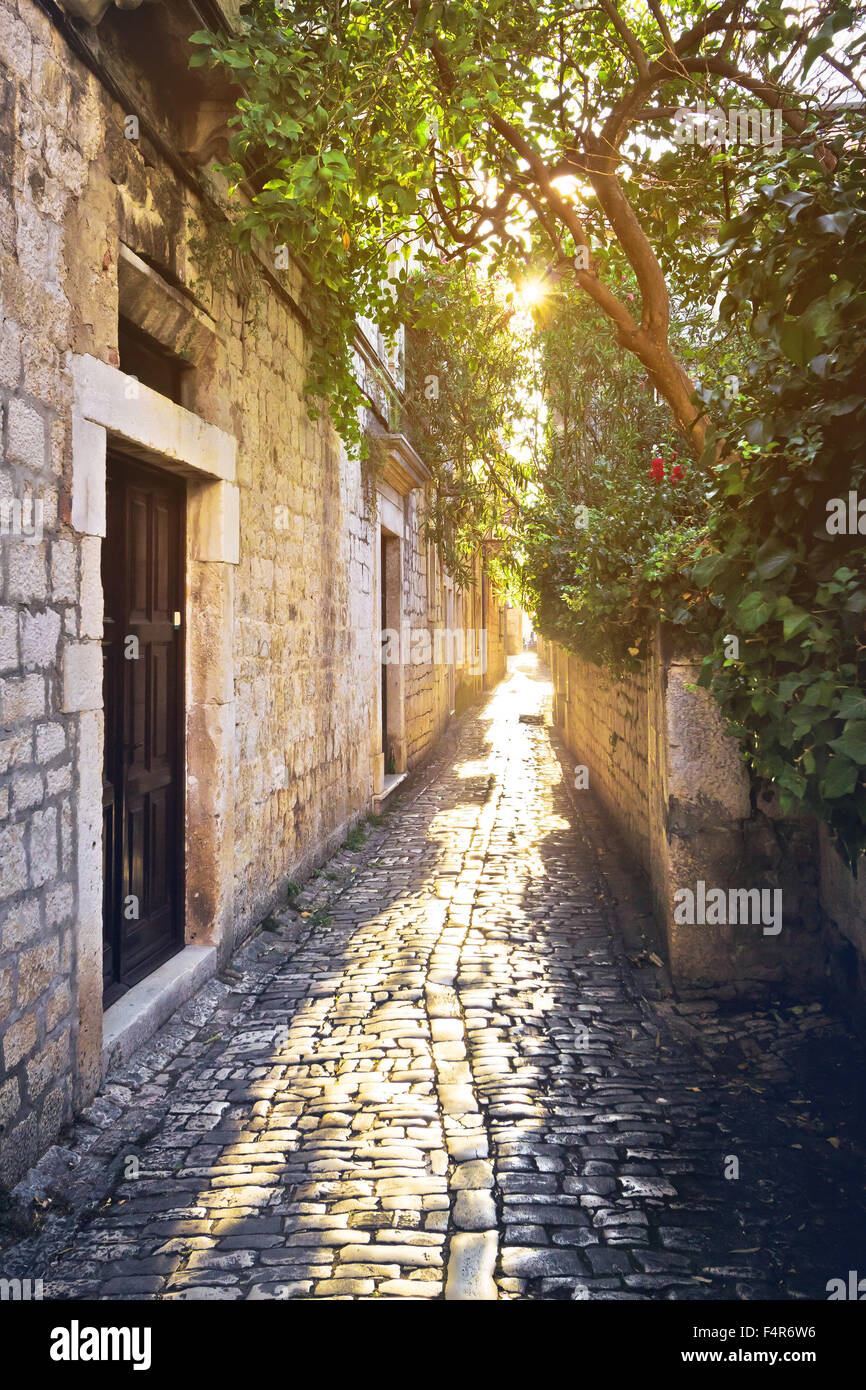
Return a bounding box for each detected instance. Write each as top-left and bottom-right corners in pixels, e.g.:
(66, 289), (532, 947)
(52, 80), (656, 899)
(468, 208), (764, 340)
(3, 656), (866, 1300)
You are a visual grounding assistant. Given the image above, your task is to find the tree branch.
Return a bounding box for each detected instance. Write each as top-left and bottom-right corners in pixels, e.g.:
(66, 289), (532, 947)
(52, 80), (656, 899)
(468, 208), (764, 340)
(675, 0), (742, 58)
(645, 0), (674, 55)
(597, 0), (650, 79)
(678, 55), (838, 170)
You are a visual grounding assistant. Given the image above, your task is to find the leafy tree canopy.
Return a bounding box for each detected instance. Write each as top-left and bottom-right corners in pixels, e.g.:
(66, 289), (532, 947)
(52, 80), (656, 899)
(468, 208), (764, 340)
(190, 6), (866, 863)
(192, 0), (865, 452)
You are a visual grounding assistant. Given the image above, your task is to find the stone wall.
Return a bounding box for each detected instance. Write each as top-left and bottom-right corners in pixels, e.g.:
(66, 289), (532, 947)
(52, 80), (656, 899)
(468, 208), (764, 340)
(484, 571), (507, 692)
(451, 564), (506, 712)
(0, 0), (508, 1185)
(402, 493), (450, 771)
(505, 606), (523, 656)
(551, 642), (650, 873)
(548, 631), (825, 999)
(0, 0), (87, 1181)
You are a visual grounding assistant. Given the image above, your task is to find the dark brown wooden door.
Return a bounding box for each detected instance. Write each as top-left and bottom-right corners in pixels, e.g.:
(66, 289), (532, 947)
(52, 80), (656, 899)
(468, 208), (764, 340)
(102, 455), (185, 1004)
(380, 532), (388, 759)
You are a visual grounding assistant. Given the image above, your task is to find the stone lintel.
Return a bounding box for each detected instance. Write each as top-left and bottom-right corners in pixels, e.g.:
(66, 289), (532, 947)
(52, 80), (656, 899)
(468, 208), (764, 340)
(379, 493), (404, 539)
(382, 434), (430, 495)
(118, 245), (217, 365)
(366, 419), (430, 496)
(72, 353), (236, 487)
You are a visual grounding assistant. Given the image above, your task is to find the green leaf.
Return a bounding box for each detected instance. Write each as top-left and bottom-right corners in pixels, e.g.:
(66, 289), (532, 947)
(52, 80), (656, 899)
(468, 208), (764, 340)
(690, 551), (725, 587)
(745, 417), (775, 447)
(822, 757), (859, 799)
(803, 36), (833, 77)
(815, 209), (857, 237)
(736, 591), (775, 631)
(778, 674), (804, 702)
(779, 321), (818, 367)
(755, 542), (795, 580)
(782, 608), (812, 641)
(838, 690), (866, 720)
(322, 149), (352, 178)
(829, 721), (866, 765)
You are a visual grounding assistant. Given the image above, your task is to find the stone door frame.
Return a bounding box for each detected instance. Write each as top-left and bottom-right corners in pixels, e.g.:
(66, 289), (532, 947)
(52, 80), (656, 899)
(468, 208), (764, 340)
(67, 352), (239, 1101)
(369, 430), (429, 797)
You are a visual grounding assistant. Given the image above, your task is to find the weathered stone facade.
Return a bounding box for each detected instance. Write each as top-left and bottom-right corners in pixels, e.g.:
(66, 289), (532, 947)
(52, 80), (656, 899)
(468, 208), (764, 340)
(0, 0), (507, 1185)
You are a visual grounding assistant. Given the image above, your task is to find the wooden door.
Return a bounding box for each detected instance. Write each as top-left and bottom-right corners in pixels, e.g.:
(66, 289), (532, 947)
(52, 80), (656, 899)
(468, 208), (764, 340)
(102, 455), (185, 1004)
(380, 531), (388, 761)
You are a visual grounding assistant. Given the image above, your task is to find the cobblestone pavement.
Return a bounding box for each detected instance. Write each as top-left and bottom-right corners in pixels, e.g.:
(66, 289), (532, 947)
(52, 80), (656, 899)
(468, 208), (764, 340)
(4, 655), (866, 1300)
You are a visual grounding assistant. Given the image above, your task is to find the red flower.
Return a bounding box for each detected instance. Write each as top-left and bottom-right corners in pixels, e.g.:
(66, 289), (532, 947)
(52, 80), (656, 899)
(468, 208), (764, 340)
(670, 464), (685, 483)
(649, 457), (665, 481)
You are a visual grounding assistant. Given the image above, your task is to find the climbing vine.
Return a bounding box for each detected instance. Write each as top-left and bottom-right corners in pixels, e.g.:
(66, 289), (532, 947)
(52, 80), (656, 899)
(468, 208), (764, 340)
(187, 213), (265, 331)
(687, 159), (866, 867)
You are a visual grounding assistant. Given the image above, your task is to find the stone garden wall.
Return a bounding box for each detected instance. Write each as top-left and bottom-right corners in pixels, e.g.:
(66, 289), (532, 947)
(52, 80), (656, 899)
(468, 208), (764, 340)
(548, 631), (829, 1001)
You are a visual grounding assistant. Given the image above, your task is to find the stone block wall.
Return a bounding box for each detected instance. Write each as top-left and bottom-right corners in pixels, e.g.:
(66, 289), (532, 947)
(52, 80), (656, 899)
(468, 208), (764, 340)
(451, 567), (506, 712)
(551, 643), (650, 873)
(402, 494), (450, 770)
(0, 0), (510, 1185)
(548, 631), (825, 998)
(403, 546), (507, 764)
(505, 606), (522, 655)
(485, 574), (507, 691)
(0, 0), (89, 1180)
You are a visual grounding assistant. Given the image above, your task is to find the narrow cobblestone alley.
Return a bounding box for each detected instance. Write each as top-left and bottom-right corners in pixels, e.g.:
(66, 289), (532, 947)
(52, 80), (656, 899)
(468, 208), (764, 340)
(5, 657), (866, 1302)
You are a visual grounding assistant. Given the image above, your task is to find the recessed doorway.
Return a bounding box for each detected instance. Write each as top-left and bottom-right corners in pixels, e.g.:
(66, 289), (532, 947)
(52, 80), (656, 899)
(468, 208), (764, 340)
(101, 454), (185, 1006)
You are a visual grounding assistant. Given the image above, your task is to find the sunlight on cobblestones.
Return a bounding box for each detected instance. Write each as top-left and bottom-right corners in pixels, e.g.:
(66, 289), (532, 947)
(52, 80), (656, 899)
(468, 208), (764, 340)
(5, 656), (866, 1302)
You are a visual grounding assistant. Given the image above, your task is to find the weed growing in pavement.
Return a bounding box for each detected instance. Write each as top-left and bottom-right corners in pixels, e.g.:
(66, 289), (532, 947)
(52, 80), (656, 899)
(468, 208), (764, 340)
(303, 907), (333, 929)
(344, 822), (368, 851)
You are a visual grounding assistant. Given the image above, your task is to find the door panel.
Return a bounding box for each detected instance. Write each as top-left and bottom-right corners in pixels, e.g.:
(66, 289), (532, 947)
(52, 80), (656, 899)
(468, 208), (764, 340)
(102, 455), (185, 1004)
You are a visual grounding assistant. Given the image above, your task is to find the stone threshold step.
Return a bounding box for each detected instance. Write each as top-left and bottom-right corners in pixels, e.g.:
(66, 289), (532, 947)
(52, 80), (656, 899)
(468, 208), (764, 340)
(372, 771), (408, 813)
(102, 944), (217, 1078)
